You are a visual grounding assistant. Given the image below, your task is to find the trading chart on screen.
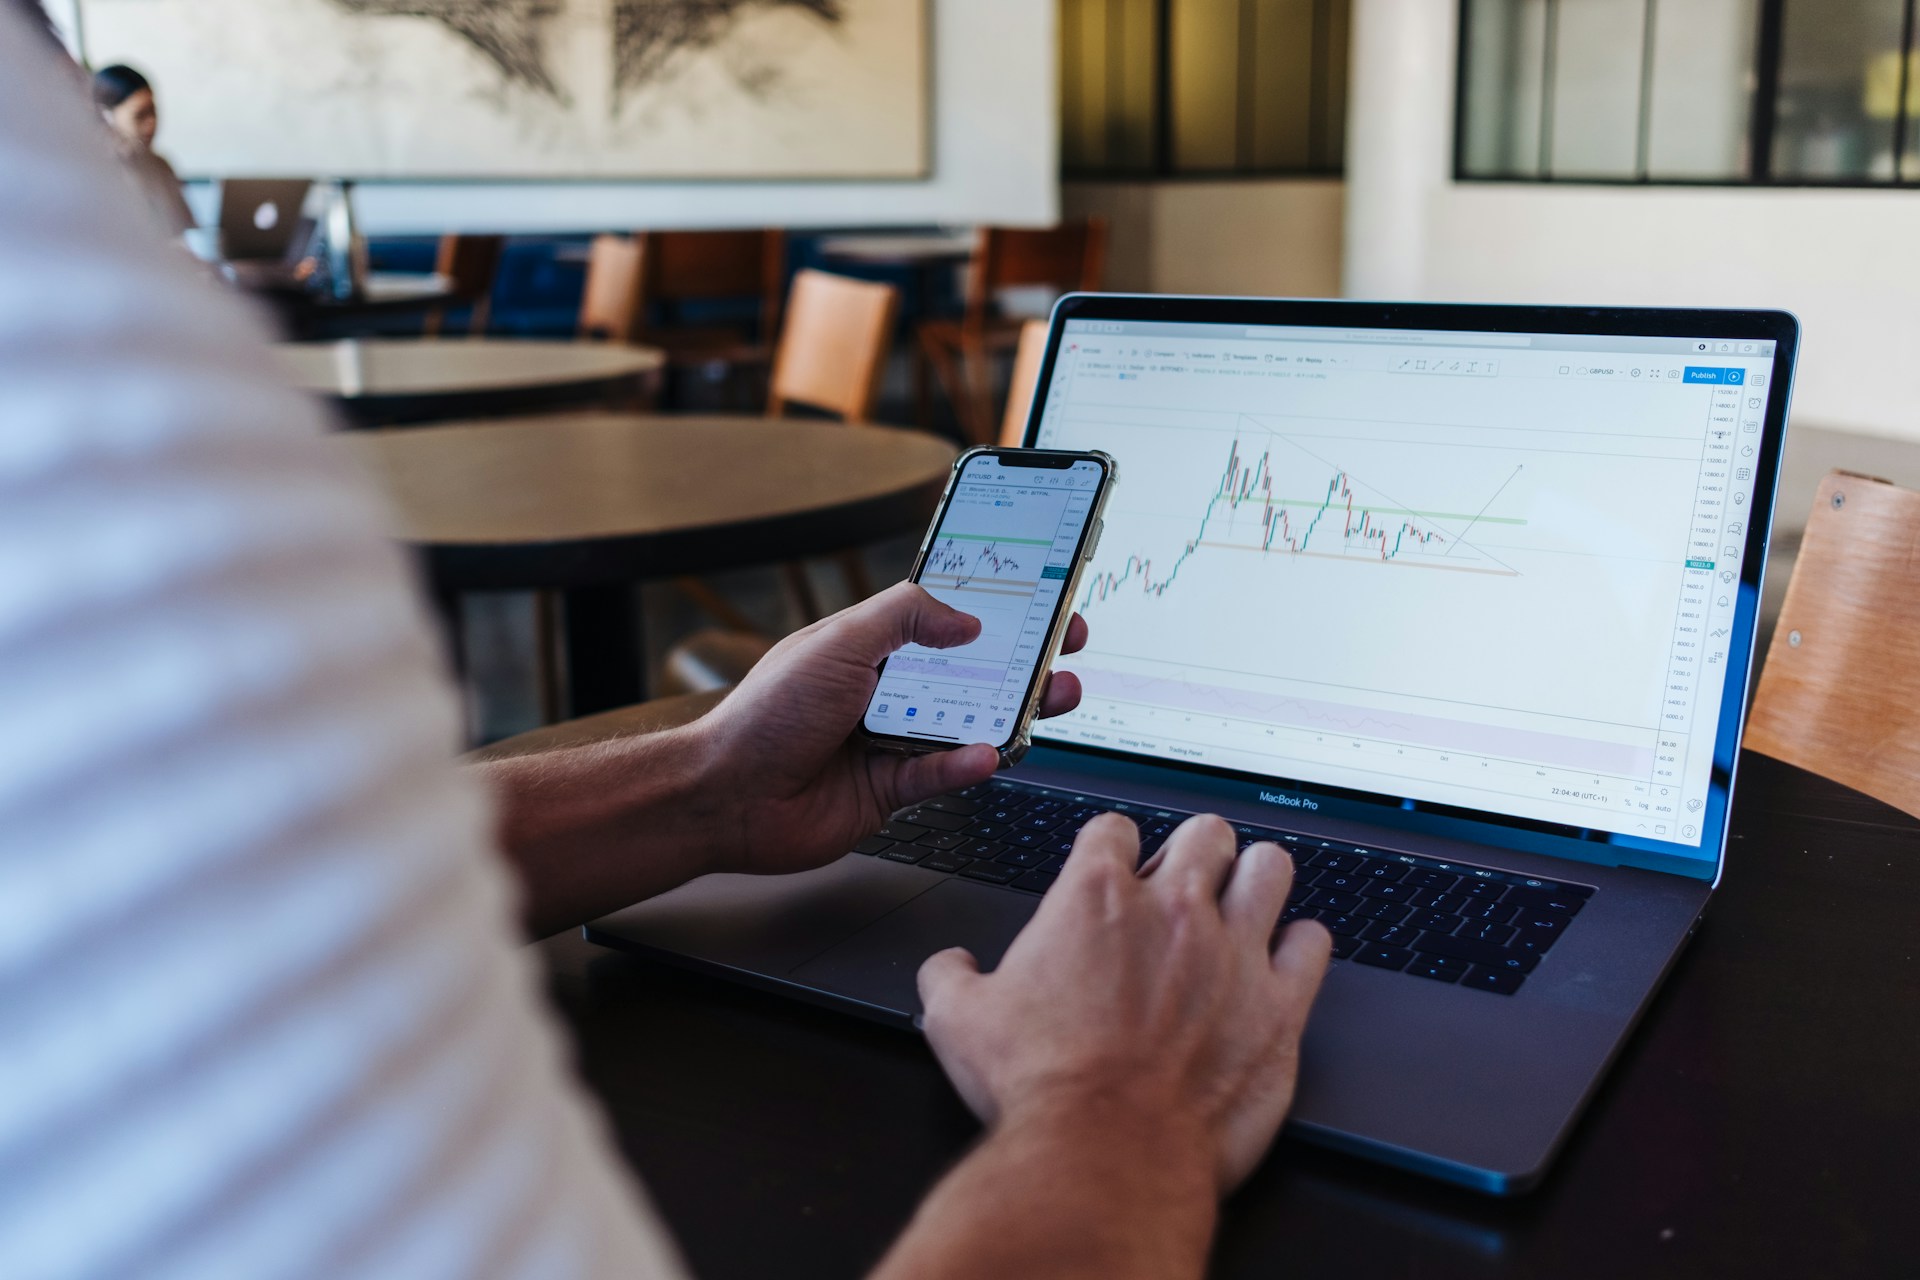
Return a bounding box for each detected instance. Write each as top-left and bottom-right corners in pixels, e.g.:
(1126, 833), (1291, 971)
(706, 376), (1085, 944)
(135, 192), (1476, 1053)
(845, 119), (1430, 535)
(1033, 321), (1774, 850)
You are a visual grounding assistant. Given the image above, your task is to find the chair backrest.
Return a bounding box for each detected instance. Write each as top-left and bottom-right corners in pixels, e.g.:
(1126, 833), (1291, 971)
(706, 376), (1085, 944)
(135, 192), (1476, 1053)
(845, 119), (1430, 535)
(768, 269), (901, 422)
(1746, 470), (1920, 819)
(998, 319), (1051, 447)
(963, 218), (1108, 327)
(434, 234), (506, 305)
(578, 234), (645, 344)
(638, 229), (786, 336)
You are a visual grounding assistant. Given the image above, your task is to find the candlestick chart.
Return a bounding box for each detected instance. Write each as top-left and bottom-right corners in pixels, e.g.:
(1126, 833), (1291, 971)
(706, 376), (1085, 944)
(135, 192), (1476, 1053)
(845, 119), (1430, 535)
(1082, 435), (1514, 610)
(925, 538), (1030, 590)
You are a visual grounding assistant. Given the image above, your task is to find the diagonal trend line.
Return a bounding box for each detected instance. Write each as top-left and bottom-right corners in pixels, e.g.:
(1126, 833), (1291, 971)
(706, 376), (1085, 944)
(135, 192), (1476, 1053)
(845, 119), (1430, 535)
(1441, 464), (1525, 557)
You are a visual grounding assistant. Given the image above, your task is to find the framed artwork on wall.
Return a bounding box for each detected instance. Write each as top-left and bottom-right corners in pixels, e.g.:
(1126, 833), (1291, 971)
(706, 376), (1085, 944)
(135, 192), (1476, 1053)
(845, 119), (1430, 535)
(73, 0), (929, 180)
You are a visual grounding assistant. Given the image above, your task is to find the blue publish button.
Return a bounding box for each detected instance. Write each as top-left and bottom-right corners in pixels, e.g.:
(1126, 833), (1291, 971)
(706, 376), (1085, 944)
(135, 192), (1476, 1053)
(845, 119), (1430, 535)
(1684, 366), (1746, 385)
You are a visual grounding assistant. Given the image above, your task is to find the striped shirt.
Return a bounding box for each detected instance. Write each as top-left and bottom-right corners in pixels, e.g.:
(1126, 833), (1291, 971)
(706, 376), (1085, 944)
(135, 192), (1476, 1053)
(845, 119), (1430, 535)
(0, 16), (686, 1280)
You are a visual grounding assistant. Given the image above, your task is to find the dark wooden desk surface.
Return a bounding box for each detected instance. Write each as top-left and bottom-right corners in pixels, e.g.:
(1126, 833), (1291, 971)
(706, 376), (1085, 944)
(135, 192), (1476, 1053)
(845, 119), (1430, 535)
(815, 232), (978, 267)
(343, 414), (957, 592)
(277, 339), (665, 425)
(346, 414), (954, 714)
(536, 752), (1918, 1279)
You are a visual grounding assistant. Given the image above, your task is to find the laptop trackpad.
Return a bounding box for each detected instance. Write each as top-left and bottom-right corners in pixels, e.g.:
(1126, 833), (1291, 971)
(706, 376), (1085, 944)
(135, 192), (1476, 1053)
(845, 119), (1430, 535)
(789, 880), (1037, 1017)
(591, 854), (944, 976)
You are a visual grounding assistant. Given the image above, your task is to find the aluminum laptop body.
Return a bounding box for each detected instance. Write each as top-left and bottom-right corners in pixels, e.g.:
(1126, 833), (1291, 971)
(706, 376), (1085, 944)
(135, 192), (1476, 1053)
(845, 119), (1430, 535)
(217, 178), (313, 262)
(588, 297), (1798, 1194)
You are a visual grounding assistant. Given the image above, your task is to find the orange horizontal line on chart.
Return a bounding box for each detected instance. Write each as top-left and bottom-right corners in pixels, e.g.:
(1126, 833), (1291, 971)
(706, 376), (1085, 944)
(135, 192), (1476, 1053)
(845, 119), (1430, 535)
(924, 578), (1043, 596)
(1191, 540), (1522, 577)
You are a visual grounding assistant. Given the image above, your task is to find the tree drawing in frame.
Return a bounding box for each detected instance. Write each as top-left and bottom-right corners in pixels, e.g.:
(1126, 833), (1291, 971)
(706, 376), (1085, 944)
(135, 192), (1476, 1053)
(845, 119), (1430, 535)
(74, 0), (926, 179)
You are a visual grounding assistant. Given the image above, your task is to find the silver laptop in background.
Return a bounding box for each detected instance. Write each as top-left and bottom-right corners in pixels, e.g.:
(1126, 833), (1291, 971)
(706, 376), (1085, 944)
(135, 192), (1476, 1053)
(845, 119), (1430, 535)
(217, 178), (313, 262)
(588, 297), (1799, 1194)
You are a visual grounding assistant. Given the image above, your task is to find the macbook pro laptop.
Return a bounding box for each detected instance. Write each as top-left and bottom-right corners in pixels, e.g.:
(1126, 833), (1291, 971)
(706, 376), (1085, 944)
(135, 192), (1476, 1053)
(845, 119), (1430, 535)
(588, 297), (1798, 1194)
(217, 178), (313, 262)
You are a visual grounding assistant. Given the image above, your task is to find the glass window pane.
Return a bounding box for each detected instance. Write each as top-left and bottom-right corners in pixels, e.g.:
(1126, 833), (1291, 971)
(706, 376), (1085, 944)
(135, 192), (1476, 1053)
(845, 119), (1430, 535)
(1060, 0), (1160, 175)
(1060, 0), (1102, 171)
(1461, 0), (1548, 177)
(1644, 0), (1758, 179)
(1547, 0), (1647, 178)
(1771, 0), (1907, 181)
(1251, 0), (1316, 170)
(1111, 0), (1161, 170)
(1172, 0), (1242, 170)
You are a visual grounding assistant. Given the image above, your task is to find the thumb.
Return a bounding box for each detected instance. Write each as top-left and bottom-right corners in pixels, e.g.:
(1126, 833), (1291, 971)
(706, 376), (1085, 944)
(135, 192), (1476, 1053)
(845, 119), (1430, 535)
(827, 581), (982, 666)
(883, 742), (999, 814)
(915, 946), (982, 1028)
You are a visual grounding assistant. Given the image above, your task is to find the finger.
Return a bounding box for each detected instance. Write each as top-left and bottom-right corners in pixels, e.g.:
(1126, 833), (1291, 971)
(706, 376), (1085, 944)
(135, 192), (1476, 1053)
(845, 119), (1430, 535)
(1035, 669), (1082, 719)
(824, 582), (983, 667)
(1057, 811), (1141, 888)
(915, 946), (982, 1027)
(1218, 842), (1295, 946)
(882, 743), (999, 814)
(915, 947), (999, 1120)
(1059, 613), (1089, 656)
(1271, 918), (1334, 1003)
(1148, 814), (1238, 901)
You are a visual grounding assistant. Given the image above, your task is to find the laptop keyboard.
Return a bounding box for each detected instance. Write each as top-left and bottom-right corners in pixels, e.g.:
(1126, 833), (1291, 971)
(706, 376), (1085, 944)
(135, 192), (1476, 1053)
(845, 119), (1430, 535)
(853, 778), (1594, 996)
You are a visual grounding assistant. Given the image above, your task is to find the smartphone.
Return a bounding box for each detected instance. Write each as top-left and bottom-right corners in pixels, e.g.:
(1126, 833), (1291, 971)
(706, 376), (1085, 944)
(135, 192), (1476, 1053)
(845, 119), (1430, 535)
(862, 446), (1116, 767)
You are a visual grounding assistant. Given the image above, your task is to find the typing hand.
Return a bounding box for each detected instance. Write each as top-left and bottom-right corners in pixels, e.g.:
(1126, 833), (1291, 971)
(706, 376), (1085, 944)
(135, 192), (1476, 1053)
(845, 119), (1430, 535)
(694, 582), (1086, 878)
(917, 814), (1333, 1192)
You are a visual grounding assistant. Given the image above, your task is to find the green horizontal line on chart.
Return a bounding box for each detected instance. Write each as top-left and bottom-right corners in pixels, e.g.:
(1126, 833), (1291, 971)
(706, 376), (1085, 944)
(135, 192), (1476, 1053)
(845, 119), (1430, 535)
(938, 532), (1055, 546)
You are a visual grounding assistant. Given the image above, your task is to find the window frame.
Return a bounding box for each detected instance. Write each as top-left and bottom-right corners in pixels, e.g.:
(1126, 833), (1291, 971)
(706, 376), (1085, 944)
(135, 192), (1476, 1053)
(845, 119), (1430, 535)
(1452, 0), (1920, 188)
(1061, 0), (1350, 181)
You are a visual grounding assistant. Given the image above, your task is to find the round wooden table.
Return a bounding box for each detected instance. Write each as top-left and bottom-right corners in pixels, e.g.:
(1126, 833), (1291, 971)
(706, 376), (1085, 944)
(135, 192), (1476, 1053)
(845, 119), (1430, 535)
(816, 231), (978, 269)
(277, 339), (666, 426)
(341, 413), (957, 713)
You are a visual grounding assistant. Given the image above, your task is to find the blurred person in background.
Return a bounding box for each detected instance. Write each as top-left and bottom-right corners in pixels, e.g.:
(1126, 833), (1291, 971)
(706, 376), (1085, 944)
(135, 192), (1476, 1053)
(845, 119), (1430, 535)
(93, 62), (196, 238)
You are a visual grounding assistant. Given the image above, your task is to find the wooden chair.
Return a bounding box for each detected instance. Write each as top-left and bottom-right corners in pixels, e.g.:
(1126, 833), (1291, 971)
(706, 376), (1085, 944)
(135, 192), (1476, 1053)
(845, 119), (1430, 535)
(659, 269), (904, 688)
(997, 319), (1051, 447)
(768, 269), (902, 618)
(578, 234), (646, 344)
(769, 268), (901, 422)
(423, 234), (506, 338)
(1746, 471), (1920, 819)
(635, 229), (786, 395)
(918, 219), (1107, 444)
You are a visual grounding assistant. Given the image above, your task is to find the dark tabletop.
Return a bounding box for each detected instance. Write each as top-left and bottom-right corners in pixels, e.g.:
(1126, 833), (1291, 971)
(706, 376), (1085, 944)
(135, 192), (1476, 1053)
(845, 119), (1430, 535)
(279, 339), (665, 425)
(342, 413), (957, 591)
(534, 752), (1919, 1279)
(815, 232), (978, 267)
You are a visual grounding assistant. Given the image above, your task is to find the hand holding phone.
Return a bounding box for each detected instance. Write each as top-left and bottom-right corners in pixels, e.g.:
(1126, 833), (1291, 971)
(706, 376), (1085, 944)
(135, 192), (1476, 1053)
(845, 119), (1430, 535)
(862, 447), (1115, 767)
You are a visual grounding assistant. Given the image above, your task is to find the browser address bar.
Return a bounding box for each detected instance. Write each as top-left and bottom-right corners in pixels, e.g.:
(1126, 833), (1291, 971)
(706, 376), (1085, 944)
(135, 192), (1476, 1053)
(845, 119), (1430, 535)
(1242, 327), (1534, 347)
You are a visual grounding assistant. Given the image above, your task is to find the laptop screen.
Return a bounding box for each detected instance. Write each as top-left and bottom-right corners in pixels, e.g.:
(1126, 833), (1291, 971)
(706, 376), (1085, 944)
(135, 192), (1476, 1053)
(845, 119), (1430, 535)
(1030, 315), (1783, 867)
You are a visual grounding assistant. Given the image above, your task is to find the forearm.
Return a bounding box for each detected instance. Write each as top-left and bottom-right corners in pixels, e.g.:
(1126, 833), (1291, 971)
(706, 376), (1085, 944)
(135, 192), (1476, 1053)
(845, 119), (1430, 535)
(871, 1094), (1219, 1280)
(474, 724), (740, 938)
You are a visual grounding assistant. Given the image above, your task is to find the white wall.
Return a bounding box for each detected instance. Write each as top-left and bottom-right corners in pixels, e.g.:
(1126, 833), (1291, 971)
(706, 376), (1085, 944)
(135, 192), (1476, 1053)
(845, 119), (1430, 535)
(1064, 179), (1345, 297)
(1345, 0), (1920, 445)
(1420, 185), (1920, 442)
(1343, 0), (1453, 299)
(243, 0), (1056, 235)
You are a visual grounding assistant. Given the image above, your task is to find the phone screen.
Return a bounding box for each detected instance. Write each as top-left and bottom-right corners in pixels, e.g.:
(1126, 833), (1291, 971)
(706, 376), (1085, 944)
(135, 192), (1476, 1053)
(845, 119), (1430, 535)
(865, 452), (1107, 749)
